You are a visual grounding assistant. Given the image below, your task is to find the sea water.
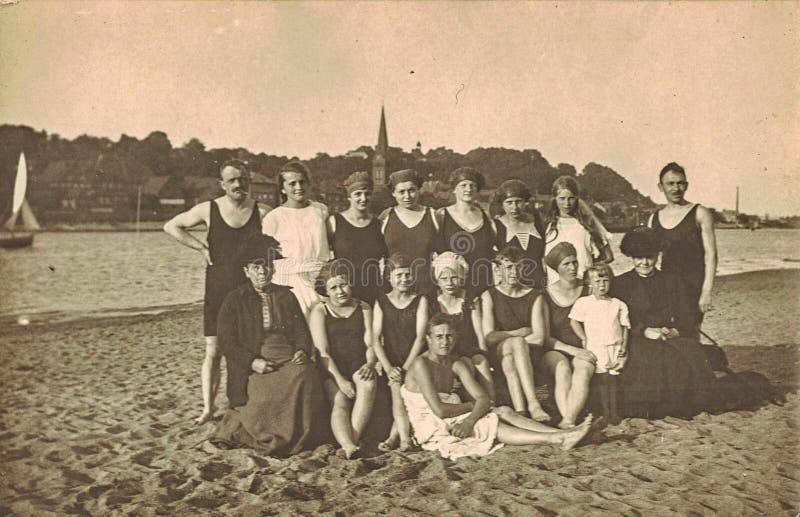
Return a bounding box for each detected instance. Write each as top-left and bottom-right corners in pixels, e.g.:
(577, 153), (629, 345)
(0, 229), (798, 324)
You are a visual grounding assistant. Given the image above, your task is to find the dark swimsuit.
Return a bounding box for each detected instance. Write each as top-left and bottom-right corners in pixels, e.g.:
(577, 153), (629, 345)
(323, 302), (367, 379)
(376, 294), (421, 366)
(204, 200), (262, 336)
(331, 213), (387, 305)
(383, 208), (438, 296)
(437, 208), (496, 297)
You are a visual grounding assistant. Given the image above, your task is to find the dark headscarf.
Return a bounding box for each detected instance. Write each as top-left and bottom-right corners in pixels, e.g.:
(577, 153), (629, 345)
(449, 167), (485, 191)
(238, 235), (284, 267)
(494, 179), (531, 203)
(388, 169), (422, 190)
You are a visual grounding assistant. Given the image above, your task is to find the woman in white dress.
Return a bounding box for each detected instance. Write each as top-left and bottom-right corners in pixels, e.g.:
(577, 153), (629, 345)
(543, 176), (613, 285)
(262, 161), (331, 318)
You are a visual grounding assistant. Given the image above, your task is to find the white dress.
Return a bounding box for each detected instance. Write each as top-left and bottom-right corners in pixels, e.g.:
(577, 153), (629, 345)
(568, 295), (630, 373)
(261, 202), (331, 316)
(401, 385), (502, 460)
(544, 217), (611, 285)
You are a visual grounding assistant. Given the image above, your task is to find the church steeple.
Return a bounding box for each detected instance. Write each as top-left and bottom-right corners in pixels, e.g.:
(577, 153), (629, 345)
(372, 106), (388, 188)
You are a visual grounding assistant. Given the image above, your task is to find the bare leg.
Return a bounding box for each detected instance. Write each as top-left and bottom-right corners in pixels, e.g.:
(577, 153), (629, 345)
(500, 348), (525, 412)
(543, 351), (572, 420)
(509, 338), (548, 421)
(560, 358), (594, 428)
(472, 354), (496, 403)
(351, 375), (377, 442)
(323, 382), (359, 457)
(496, 414), (593, 450)
(389, 383), (412, 451)
(196, 337), (221, 425)
(492, 406), (560, 432)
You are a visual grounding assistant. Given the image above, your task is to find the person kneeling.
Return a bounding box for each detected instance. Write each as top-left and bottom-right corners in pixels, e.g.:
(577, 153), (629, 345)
(401, 314), (594, 460)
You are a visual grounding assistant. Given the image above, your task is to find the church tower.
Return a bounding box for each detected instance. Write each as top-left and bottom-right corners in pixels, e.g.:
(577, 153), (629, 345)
(372, 106), (388, 188)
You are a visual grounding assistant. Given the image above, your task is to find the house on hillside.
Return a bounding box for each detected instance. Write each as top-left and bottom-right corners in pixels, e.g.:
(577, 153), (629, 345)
(250, 172), (277, 207)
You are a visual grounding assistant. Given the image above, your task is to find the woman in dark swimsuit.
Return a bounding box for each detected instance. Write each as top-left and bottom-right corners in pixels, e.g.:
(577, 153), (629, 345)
(436, 167), (496, 298)
(381, 169), (438, 296)
(493, 179), (547, 289)
(329, 171), (387, 305)
(530, 242), (598, 429)
(309, 261), (377, 459)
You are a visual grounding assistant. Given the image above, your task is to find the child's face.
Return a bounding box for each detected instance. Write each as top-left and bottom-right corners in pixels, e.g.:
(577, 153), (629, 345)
(325, 275), (352, 305)
(555, 189), (578, 217)
(436, 268), (463, 295)
(390, 267), (414, 292)
(589, 273), (611, 296)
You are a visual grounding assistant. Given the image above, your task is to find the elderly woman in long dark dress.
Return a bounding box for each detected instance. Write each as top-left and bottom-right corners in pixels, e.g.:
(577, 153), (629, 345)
(213, 235), (330, 456)
(610, 227), (722, 419)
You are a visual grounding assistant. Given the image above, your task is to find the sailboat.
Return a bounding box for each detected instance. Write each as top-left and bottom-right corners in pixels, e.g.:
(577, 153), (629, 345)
(0, 152), (41, 248)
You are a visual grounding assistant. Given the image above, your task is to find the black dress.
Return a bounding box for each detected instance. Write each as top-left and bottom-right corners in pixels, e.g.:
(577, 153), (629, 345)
(331, 213), (387, 305)
(611, 269), (722, 418)
(213, 283), (330, 456)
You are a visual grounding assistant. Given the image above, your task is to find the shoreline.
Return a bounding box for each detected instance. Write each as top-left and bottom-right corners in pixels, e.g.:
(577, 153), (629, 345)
(1, 269), (797, 342)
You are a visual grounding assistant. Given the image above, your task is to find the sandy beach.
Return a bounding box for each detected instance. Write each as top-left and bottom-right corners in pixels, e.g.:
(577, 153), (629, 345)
(0, 269), (797, 515)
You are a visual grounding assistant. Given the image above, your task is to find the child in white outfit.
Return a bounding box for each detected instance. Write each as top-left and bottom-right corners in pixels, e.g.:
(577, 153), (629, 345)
(569, 264), (630, 423)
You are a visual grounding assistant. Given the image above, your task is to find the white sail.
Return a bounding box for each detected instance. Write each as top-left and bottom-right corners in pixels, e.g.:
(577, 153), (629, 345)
(12, 152), (27, 214)
(5, 152), (36, 232)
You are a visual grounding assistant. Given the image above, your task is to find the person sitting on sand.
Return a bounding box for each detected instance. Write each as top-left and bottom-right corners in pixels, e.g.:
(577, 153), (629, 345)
(373, 253), (429, 451)
(401, 314), (594, 460)
(309, 261), (377, 460)
(610, 227), (724, 419)
(569, 264), (630, 424)
(481, 246), (550, 422)
(212, 235), (330, 457)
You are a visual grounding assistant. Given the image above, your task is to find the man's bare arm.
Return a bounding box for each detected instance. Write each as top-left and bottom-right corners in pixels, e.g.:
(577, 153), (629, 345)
(697, 205), (717, 313)
(163, 202), (212, 265)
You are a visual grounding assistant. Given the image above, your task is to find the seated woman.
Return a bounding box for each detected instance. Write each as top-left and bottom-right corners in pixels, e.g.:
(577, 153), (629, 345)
(401, 314), (594, 460)
(610, 227), (723, 419)
(309, 261), (377, 459)
(213, 235), (330, 456)
(480, 246), (549, 422)
(530, 242), (598, 429)
(429, 251), (495, 401)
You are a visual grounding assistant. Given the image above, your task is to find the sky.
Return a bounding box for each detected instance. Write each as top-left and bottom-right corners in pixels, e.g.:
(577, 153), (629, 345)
(0, 1), (797, 216)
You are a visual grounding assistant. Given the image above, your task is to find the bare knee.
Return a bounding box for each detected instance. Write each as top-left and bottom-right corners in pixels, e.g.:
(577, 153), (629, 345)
(354, 376), (377, 394)
(493, 405), (515, 419)
(572, 358), (596, 377)
(511, 338), (530, 355)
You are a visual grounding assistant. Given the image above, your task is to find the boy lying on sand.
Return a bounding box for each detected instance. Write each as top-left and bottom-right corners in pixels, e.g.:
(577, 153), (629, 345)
(401, 313), (594, 460)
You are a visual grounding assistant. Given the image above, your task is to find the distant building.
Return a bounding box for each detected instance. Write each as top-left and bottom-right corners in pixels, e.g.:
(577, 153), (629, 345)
(250, 172), (277, 207)
(372, 106), (388, 188)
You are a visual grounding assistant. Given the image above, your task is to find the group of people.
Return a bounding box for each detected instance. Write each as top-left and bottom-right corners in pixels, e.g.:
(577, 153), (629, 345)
(164, 158), (722, 459)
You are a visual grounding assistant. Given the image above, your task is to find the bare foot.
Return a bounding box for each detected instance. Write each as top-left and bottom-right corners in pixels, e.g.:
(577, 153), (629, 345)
(559, 414), (593, 451)
(398, 439), (412, 452)
(194, 408), (215, 425)
(344, 446), (361, 460)
(557, 419), (576, 430)
(378, 436), (398, 452)
(529, 406), (550, 423)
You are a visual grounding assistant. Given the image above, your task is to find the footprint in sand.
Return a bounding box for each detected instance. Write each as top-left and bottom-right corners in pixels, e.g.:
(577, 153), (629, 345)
(199, 461), (234, 481)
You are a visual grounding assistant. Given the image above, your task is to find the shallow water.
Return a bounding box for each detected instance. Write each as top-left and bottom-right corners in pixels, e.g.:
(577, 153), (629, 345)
(0, 228), (798, 323)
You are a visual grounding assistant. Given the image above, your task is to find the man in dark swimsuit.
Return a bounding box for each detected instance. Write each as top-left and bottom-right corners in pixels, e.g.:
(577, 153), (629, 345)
(164, 160), (269, 424)
(649, 162), (717, 332)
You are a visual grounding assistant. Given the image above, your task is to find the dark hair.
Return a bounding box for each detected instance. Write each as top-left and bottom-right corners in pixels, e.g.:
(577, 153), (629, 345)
(659, 162), (686, 183)
(493, 245), (525, 264)
(220, 159), (249, 177)
(314, 259), (354, 297)
(620, 226), (662, 258)
(426, 312), (458, 335)
(276, 160), (311, 204)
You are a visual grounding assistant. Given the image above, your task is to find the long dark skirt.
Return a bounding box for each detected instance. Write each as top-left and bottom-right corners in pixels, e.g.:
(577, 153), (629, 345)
(619, 336), (723, 419)
(213, 333), (330, 456)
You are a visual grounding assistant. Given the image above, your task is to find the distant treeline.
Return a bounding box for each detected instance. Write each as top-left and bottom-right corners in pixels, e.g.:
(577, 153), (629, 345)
(0, 124), (655, 222)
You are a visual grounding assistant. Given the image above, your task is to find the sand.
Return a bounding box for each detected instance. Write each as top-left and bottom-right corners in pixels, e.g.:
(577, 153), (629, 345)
(0, 270), (798, 515)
